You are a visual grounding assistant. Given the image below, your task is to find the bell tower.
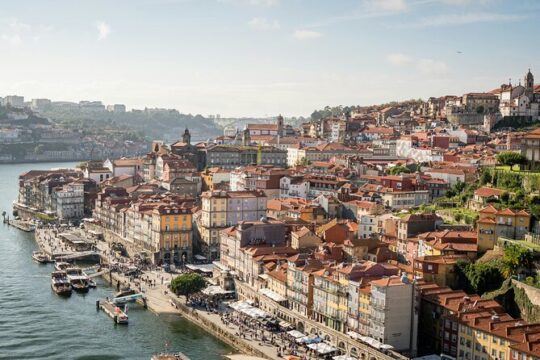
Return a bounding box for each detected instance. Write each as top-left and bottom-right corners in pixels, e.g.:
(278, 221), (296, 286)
(277, 114), (284, 136)
(525, 69), (534, 100)
(182, 128), (191, 145)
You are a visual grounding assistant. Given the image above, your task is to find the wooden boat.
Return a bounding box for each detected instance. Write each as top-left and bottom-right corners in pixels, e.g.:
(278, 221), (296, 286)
(66, 267), (90, 293)
(54, 261), (71, 271)
(51, 271), (72, 296)
(32, 251), (51, 264)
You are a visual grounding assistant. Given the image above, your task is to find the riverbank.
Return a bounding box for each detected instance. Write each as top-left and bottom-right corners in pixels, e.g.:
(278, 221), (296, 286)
(103, 269), (281, 360)
(33, 224), (280, 360)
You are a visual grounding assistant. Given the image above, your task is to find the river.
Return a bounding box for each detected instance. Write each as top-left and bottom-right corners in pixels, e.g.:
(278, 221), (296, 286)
(0, 162), (232, 360)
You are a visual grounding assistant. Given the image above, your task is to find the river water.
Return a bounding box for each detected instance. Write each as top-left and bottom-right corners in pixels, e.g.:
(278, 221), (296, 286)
(0, 162), (232, 360)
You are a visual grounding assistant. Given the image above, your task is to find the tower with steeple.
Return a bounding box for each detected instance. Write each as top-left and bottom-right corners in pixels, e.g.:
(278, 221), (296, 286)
(277, 114), (284, 136)
(242, 126), (251, 146)
(525, 68), (534, 100)
(182, 128), (191, 145)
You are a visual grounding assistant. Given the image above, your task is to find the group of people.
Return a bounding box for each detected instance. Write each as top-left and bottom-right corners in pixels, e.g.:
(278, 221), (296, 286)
(217, 310), (322, 359)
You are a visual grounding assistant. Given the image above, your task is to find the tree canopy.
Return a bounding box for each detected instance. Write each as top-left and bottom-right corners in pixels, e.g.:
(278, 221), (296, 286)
(170, 273), (206, 300)
(455, 260), (504, 295)
(502, 244), (534, 277)
(388, 165), (411, 175)
(496, 151), (529, 169)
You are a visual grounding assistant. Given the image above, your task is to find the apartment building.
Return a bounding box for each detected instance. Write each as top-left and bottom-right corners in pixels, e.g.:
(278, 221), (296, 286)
(477, 206), (530, 252)
(198, 190), (267, 260)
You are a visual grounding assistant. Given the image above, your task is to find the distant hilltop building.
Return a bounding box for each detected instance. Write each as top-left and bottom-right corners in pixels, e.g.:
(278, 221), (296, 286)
(491, 68), (540, 119)
(2, 95), (25, 108)
(106, 104), (126, 113)
(247, 114), (284, 137)
(30, 98), (51, 111)
(79, 100), (105, 112)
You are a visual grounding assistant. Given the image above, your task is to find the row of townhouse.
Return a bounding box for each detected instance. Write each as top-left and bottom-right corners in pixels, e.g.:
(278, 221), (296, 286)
(16, 168), (96, 221)
(94, 188), (195, 264)
(271, 256), (417, 353)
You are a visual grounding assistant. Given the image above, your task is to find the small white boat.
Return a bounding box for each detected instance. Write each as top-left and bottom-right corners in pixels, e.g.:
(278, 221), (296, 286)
(32, 251), (51, 264)
(54, 261), (71, 271)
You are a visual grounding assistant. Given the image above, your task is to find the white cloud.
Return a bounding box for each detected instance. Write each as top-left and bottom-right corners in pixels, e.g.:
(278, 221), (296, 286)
(218, 0), (278, 7)
(387, 53), (412, 66)
(411, 12), (525, 27)
(293, 30), (322, 40)
(368, 0), (408, 12)
(96, 21), (111, 40)
(417, 58), (448, 75)
(0, 19), (31, 46)
(248, 17), (280, 30)
(387, 53), (448, 75)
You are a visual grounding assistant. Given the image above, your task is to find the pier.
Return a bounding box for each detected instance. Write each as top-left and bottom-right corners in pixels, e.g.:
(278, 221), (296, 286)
(5, 219), (35, 232)
(35, 227), (100, 263)
(98, 300), (129, 325)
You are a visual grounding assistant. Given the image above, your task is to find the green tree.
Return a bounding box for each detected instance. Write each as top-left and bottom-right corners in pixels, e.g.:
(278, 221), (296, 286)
(456, 261), (504, 295)
(496, 151), (529, 169)
(500, 192), (510, 206)
(170, 273), (207, 301)
(502, 244), (534, 277)
(388, 165), (411, 175)
(480, 170), (492, 185)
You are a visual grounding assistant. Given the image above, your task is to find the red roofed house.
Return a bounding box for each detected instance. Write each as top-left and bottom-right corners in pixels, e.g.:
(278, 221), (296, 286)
(477, 205), (531, 252)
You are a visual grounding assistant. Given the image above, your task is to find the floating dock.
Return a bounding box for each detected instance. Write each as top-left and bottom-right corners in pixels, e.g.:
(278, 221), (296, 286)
(6, 219), (35, 232)
(98, 300), (128, 324)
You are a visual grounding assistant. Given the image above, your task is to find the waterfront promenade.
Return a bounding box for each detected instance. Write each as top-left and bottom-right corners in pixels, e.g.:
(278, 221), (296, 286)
(33, 225), (400, 360)
(34, 226), (282, 359)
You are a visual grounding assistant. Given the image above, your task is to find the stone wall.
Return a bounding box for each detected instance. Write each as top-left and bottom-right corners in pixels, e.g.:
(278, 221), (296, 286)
(512, 279), (540, 322)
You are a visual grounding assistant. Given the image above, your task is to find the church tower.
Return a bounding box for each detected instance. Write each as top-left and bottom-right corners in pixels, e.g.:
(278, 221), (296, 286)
(242, 127), (251, 146)
(182, 128), (191, 145)
(277, 114), (284, 136)
(525, 69), (534, 100)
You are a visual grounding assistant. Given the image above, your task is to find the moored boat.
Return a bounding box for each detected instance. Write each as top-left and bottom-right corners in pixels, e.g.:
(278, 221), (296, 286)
(66, 267), (90, 293)
(32, 251), (51, 264)
(54, 261), (71, 271)
(51, 271), (72, 296)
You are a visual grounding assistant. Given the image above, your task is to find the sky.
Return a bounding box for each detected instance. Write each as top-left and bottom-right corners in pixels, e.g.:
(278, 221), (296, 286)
(0, 0), (539, 117)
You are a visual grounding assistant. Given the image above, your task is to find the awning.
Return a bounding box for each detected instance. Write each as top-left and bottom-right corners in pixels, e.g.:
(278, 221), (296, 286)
(356, 336), (394, 350)
(287, 330), (305, 339)
(228, 301), (269, 319)
(279, 320), (293, 330)
(194, 254), (207, 260)
(201, 285), (234, 296)
(186, 264), (213, 273)
(307, 342), (338, 354)
(259, 287), (287, 303)
(333, 356), (357, 360)
(296, 335), (322, 344)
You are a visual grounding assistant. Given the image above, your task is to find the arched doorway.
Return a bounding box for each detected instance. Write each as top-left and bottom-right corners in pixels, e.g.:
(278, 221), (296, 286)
(350, 347), (358, 357)
(338, 341), (346, 350)
(297, 321), (305, 333)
